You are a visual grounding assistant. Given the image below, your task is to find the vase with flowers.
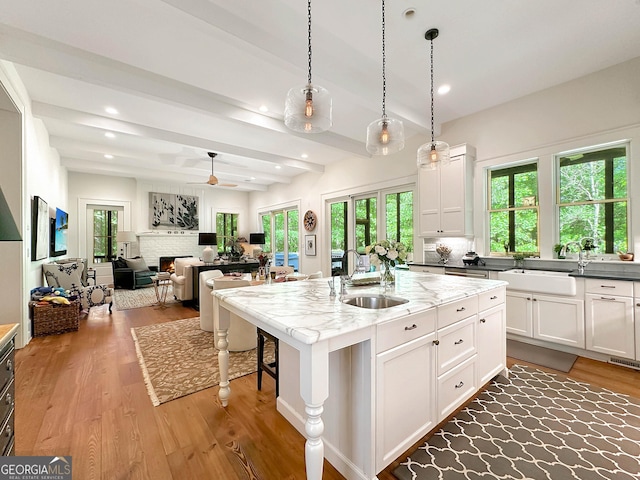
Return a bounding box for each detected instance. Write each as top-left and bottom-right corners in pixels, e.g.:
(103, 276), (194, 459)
(365, 240), (408, 287)
(257, 253), (271, 280)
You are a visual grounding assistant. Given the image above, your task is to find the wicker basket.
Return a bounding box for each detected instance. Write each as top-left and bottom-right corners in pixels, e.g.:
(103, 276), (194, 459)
(30, 300), (80, 336)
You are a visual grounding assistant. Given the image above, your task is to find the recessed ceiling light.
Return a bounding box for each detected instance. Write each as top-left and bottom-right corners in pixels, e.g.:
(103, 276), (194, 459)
(438, 85), (451, 95)
(104, 154), (114, 159)
(105, 107), (118, 115)
(275, 165), (282, 170)
(301, 153), (308, 159)
(104, 132), (116, 138)
(259, 105), (269, 113)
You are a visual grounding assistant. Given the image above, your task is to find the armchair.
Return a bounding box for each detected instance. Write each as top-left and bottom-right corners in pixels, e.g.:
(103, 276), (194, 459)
(169, 257), (205, 301)
(111, 257), (157, 289)
(43, 259), (113, 313)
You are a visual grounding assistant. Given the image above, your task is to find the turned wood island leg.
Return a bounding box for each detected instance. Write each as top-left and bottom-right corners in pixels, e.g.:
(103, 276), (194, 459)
(214, 296), (231, 406)
(300, 341), (329, 480)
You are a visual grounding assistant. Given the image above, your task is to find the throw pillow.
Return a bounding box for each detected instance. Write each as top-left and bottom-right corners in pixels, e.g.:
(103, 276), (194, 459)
(126, 257), (149, 272)
(42, 262), (84, 290)
(114, 257), (128, 269)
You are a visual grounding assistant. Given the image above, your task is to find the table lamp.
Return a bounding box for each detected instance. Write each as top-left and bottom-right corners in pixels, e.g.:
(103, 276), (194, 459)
(249, 233), (265, 258)
(0, 188), (21, 241)
(199, 232), (217, 263)
(116, 230), (137, 258)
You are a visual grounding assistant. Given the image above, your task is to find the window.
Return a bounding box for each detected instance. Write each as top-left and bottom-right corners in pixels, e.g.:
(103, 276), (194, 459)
(557, 144), (628, 253)
(261, 208), (299, 270)
(330, 201), (348, 276)
(355, 196), (377, 253)
(488, 162), (539, 254)
(385, 190), (413, 252)
(93, 209), (119, 263)
(216, 212), (238, 254)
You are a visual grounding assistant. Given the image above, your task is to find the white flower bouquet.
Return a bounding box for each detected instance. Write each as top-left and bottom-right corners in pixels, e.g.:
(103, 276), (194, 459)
(365, 240), (408, 268)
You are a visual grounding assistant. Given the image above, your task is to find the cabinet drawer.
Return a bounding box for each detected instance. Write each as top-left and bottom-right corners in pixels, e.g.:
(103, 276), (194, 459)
(438, 296), (478, 329)
(437, 315), (477, 376)
(0, 345), (14, 394)
(479, 288), (505, 312)
(585, 279), (633, 297)
(0, 407), (13, 457)
(377, 309), (436, 353)
(0, 380), (14, 428)
(437, 355), (477, 420)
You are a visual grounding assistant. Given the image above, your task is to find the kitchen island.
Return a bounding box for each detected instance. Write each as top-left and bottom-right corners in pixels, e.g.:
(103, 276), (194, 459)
(212, 270), (507, 479)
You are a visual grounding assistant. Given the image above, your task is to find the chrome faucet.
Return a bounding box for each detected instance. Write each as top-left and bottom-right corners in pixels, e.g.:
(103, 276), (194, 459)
(341, 249), (367, 279)
(560, 241), (589, 273)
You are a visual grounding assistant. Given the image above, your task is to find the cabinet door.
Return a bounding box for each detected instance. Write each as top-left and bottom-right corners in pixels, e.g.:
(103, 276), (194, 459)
(376, 332), (436, 471)
(533, 294), (585, 348)
(477, 305), (505, 386)
(635, 296), (640, 361)
(505, 291), (533, 337)
(418, 167), (441, 236)
(585, 294), (634, 358)
(438, 157), (465, 235)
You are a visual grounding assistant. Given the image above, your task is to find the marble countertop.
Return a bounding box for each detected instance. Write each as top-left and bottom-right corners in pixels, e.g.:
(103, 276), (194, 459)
(569, 270), (640, 282)
(213, 271), (506, 345)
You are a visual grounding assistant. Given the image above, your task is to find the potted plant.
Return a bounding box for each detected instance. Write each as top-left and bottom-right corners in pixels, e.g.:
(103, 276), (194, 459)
(554, 244), (565, 259)
(512, 252), (526, 268)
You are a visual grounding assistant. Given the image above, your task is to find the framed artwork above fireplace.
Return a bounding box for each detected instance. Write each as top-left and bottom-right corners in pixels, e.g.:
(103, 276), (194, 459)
(149, 192), (199, 230)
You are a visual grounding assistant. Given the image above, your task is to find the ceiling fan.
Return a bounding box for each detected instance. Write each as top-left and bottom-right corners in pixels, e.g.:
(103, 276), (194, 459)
(189, 152), (237, 187)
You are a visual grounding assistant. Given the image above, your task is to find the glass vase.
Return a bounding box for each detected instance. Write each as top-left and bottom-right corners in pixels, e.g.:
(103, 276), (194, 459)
(380, 262), (395, 287)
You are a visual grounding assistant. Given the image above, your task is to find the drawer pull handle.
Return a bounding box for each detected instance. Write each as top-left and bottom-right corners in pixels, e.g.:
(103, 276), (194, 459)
(404, 324), (418, 331)
(456, 307), (466, 312)
(490, 295), (498, 300)
(454, 381), (464, 389)
(5, 394), (11, 406)
(600, 285), (616, 288)
(4, 426), (11, 438)
(600, 297), (616, 301)
(479, 318), (486, 323)
(433, 340), (440, 346)
(454, 339), (464, 345)
(6, 360), (11, 372)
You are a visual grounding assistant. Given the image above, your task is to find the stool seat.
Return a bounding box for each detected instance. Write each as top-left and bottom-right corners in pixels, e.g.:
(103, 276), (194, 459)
(257, 327), (279, 397)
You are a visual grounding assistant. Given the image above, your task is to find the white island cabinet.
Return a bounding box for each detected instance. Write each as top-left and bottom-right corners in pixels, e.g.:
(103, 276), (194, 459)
(213, 271), (506, 480)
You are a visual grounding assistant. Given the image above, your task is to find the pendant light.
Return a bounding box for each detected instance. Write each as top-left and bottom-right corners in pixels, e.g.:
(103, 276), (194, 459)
(284, 0), (332, 133)
(417, 28), (450, 169)
(366, 0), (404, 155)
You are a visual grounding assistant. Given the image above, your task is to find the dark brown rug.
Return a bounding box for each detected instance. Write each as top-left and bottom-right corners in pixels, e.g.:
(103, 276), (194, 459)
(507, 339), (577, 372)
(394, 364), (640, 480)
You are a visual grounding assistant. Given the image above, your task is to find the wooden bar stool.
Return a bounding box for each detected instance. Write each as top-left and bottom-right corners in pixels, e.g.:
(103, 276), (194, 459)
(257, 328), (279, 397)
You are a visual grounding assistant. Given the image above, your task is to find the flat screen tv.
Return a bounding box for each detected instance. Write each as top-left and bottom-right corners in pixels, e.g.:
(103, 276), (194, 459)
(50, 207), (68, 257)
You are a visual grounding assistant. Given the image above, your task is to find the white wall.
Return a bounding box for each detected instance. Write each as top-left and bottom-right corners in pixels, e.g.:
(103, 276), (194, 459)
(0, 61), (68, 347)
(439, 56), (640, 258)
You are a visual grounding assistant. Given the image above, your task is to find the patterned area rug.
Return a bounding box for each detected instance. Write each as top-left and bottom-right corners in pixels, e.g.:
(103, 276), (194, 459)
(394, 364), (640, 480)
(131, 317), (275, 406)
(113, 285), (179, 310)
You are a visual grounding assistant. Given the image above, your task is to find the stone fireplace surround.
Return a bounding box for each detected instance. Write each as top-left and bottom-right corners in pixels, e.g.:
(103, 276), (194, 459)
(137, 233), (202, 271)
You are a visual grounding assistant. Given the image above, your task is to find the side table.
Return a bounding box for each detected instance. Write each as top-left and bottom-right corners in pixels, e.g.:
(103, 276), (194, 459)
(152, 272), (172, 307)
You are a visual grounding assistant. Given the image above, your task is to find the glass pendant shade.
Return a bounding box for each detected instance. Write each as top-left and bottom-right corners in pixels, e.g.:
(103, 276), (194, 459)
(366, 116), (404, 155)
(284, 84), (332, 133)
(417, 140), (451, 169)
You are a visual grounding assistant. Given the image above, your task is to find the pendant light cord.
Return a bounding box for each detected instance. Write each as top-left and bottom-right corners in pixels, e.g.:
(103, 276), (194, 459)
(307, 0), (312, 86)
(381, 0), (387, 118)
(430, 34), (435, 144)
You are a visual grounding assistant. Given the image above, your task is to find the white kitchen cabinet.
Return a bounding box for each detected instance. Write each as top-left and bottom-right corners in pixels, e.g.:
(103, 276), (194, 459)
(376, 332), (437, 471)
(418, 144), (475, 237)
(506, 291), (584, 348)
(635, 282), (640, 361)
(585, 279), (634, 359)
(477, 298), (506, 386)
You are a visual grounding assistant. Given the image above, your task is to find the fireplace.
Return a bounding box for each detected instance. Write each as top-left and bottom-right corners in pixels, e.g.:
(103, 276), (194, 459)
(159, 255), (192, 273)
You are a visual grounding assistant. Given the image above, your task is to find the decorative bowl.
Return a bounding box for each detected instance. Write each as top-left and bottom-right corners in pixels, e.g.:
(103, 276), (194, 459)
(618, 253), (634, 261)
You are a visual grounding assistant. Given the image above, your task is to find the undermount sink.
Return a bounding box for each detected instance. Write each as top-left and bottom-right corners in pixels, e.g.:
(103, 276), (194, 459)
(341, 294), (409, 309)
(497, 269), (576, 296)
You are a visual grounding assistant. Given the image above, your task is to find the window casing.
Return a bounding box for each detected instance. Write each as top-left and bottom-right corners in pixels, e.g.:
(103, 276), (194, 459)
(557, 143), (628, 254)
(488, 162), (539, 254)
(93, 209), (119, 263)
(260, 207), (299, 270)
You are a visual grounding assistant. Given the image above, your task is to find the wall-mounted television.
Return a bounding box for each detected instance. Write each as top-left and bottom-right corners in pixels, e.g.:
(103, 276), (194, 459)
(50, 207), (68, 257)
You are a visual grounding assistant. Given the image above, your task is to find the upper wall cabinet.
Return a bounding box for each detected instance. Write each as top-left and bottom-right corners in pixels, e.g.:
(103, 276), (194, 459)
(418, 144), (476, 237)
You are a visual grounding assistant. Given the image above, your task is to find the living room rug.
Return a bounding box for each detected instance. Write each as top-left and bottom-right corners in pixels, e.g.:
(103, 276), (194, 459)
(131, 317), (275, 406)
(507, 339), (578, 372)
(393, 364), (640, 480)
(113, 285), (179, 310)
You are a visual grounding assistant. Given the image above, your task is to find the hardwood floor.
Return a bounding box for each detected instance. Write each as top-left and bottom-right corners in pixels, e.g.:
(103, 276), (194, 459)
(16, 304), (640, 480)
